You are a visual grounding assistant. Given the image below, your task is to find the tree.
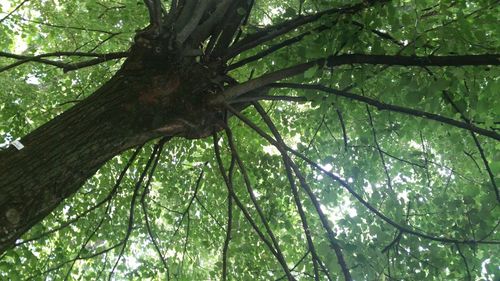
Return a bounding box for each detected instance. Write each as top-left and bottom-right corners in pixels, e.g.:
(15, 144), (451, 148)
(0, 0), (498, 279)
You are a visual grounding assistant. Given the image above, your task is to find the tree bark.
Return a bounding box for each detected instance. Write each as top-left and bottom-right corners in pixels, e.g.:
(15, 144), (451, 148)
(0, 48), (222, 253)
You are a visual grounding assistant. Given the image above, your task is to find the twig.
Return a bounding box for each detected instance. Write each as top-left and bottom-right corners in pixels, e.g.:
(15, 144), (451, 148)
(366, 106), (393, 191)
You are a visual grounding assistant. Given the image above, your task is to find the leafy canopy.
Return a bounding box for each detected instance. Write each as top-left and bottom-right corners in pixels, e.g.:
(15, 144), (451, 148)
(0, 0), (499, 280)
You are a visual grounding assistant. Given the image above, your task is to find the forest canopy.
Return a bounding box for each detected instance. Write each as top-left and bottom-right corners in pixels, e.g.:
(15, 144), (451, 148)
(0, 0), (499, 280)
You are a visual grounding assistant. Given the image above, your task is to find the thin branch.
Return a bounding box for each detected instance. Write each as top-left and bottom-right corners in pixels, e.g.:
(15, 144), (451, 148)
(63, 204), (113, 281)
(306, 115), (325, 150)
(0, 51), (128, 73)
(234, 88), (500, 142)
(0, 0), (29, 24)
(171, 162), (208, 239)
(253, 102), (351, 281)
(227, 17), (406, 71)
(15, 145), (143, 246)
(222, 188), (232, 281)
(227, 24), (329, 70)
(194, 196), (225, 231)
(14, 16), (121, 34)
(381, 231), (402, 254)
(275, 251), (311, 281)
(179, 212), (191, 277)
(442, 91), (499, 202)
(455, 244), (472, 281)
(213, 134), (296, 281)
(336, 109), (348, 150)
(108, 140), (164, 280)
(225, 127), (297, 280)
(225, 103), (500, 246)
(366, 106), (393, 191)
(350, 20), (404, 47)
(251, 107), (322, 280)
(140, 138), (169, 279)
(27, 240), (125, 280)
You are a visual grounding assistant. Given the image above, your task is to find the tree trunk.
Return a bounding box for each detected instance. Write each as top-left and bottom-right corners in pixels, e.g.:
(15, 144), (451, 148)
(0, 48), (222, 253)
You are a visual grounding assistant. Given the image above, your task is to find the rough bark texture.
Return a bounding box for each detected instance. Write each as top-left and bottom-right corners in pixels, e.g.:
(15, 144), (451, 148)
(0, 0), (258, 254)
(0, 42), (224, 253)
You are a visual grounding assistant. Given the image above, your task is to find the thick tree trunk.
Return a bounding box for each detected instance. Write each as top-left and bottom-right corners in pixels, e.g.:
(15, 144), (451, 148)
(0, 49), (222, 253)
(0, 0), (257, 254)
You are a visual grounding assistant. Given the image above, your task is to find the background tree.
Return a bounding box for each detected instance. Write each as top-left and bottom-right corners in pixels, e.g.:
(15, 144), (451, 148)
(0, 0), (498, 280)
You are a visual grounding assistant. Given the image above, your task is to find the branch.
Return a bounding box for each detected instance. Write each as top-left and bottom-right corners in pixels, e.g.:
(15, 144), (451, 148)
(108, 140), (164, 280)
(190, 0), (233, 45)
(253, 102), (351, 281)
(225, 127), (297, 280)
(275, 251), (310, 281)
(366, 106), (393, 191)
(219, 54), (499, 105)
(222, 184), (232, 281)
(14, 16), (121, 34)
(224, 0), (388, 59)
(455, 244), (472, 281)
(144, 0), (163, 27)
(227, 24), (329, 70)
(227, 18), (406, 71)
(209, 0), (255, 58)
(63, 203), (113, 281)
(176, 0), (213, 45)
(336, 109), (348, 150)
(442, 91), (499, 202)
(269, 83), (500, 141)
(0, 0), (29, 24)
(213, 134), (296, 281)
(15, 145), (143, 246)
(225, 104), (500, 246)
(171, 162), (208, 239)
(0, 51), (129, 73)
(325, 54), (500, 68)
(140, 138), (169, 278)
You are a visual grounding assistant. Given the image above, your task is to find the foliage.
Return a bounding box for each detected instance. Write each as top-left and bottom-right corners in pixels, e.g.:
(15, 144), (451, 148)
(0, 0), (499, 280)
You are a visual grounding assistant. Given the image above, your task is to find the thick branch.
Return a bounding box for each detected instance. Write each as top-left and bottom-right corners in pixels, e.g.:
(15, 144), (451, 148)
(220, 54), (499, 105)
(224, 0), (388, 59)
(269, 83), (500, 141)
(176, 0), (213, 45)
(325, 54), (499, 67)
(190, 0), (233, 45)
